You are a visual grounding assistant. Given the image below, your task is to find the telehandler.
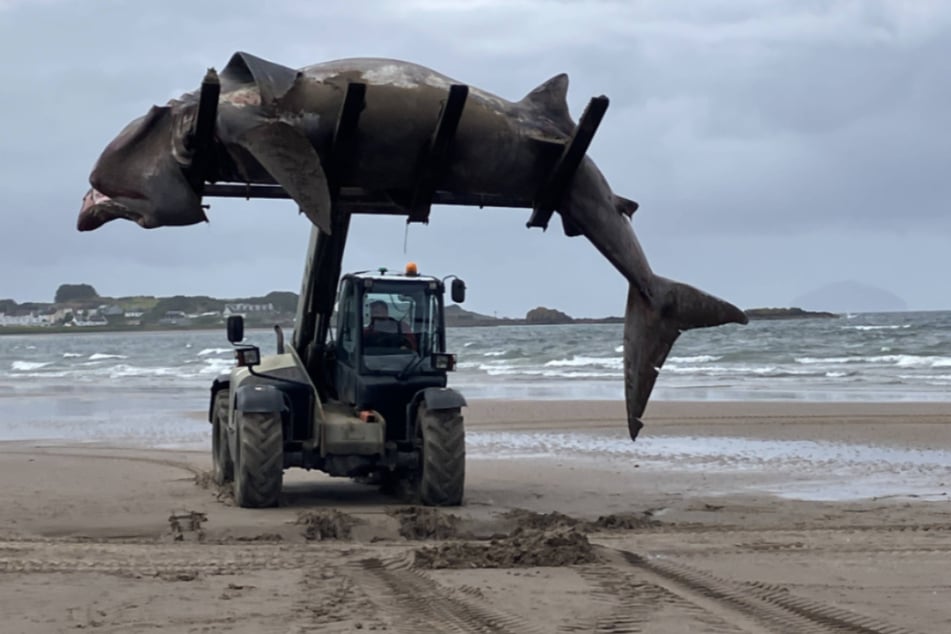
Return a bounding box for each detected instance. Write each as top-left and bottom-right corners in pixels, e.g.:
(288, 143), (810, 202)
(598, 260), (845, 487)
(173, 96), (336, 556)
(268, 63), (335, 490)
(210, 261), (468, 508)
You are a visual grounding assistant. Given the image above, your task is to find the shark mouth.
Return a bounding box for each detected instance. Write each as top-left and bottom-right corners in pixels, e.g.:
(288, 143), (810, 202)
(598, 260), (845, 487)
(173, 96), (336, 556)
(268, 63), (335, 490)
(77, 188), (141, 231)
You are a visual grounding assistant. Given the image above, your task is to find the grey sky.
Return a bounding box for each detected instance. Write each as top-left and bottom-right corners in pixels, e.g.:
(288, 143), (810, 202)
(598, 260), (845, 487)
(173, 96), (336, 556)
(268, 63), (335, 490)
(1, 0), (948, 316)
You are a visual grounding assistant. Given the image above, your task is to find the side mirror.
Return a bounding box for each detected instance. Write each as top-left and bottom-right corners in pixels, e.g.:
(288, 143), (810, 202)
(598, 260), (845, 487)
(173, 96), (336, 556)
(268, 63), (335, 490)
(227, 315), (244, 343)
(451, 278), (466, 304)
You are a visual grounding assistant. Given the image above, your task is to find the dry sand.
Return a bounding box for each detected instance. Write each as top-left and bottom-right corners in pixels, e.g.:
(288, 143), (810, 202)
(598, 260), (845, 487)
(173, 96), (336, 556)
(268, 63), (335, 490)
(1, 400), (949, 633)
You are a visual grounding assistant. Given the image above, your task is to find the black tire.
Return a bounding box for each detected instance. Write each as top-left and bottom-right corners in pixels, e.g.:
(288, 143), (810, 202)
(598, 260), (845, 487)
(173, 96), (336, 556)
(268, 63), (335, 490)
(416, 404), (465, 506)
(211, 390), (233, 485)
(233, 411), (284, 508)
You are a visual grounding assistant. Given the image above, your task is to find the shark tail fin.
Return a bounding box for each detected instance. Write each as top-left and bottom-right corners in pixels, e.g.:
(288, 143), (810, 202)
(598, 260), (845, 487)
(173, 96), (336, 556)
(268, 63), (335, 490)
(623, 277), (748, 441)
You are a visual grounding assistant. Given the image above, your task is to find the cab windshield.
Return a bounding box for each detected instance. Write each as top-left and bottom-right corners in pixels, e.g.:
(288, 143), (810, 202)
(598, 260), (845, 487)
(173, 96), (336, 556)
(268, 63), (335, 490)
(361, 280), (442, 373)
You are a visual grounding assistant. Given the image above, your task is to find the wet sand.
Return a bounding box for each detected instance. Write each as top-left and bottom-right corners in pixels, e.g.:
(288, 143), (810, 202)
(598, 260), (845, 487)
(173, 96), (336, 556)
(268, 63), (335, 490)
(1, 400), (949, 632)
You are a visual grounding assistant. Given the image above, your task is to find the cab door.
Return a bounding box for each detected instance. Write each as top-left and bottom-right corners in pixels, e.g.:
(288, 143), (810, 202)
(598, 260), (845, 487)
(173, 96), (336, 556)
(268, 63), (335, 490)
(333, 278), (360, 404)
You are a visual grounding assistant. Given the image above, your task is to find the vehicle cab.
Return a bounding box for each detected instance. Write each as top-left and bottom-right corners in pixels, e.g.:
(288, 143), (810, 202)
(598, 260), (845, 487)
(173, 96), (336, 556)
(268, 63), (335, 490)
(331, 263), (464, 444)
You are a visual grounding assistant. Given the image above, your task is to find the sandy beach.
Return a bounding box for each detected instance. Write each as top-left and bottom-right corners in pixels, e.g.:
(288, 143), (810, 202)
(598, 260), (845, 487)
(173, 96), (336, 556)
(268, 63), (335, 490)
(1, 400), (949, 633)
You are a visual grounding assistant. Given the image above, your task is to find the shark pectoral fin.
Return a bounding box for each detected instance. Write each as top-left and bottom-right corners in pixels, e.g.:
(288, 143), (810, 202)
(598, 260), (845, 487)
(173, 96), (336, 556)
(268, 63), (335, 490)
(235, 123), (332, 234)
(220, 52), (300, 103)
(623, 279), (748, 443)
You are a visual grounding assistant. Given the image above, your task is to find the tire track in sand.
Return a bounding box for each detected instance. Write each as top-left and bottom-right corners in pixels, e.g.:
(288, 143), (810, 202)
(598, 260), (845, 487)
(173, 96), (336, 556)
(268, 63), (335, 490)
(610, 548), (917, 634)
(352, 557), (543, 634)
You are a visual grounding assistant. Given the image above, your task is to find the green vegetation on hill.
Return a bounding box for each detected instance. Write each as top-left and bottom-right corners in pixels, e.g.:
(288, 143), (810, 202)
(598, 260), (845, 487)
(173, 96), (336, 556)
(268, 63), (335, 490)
(5, 284), (832, 334)
(745, 307), (838, 320)
(54, 284), (99, 303)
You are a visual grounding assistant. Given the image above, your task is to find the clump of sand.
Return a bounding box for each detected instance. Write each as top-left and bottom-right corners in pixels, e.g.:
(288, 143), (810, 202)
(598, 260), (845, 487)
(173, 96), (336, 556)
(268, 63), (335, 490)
(413, 527), (597, 569)
(388, 506), (461, 540)
(503, 509), (584, 531)
(505, 509), (659, 533)
(193, 470), (235, 505)
(296, 510), (360, 540)
(590, 512), (660, 530)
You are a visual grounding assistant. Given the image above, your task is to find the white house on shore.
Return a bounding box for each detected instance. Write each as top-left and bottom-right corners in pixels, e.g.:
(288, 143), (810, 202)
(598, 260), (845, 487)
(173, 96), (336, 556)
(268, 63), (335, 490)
(0, 313), (53, 327)
(223, 303), (275, 317)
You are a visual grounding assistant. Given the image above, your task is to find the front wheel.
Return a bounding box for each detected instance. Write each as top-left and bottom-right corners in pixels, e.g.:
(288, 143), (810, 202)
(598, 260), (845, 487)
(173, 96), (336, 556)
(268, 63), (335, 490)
(416, 404), (465, 506)
(211, 390), (233, 485)
(233, 411), (284, 508)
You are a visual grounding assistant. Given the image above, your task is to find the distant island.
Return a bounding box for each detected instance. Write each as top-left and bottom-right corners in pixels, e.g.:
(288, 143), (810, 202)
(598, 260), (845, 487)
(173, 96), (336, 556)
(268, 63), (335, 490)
(1, 284), (835, 335)
(744, 307), (838, 320)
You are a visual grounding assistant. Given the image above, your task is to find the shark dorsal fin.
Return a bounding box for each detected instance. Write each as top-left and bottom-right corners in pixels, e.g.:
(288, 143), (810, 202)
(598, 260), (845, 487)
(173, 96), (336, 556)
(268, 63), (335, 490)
(520, 74), (573, 132)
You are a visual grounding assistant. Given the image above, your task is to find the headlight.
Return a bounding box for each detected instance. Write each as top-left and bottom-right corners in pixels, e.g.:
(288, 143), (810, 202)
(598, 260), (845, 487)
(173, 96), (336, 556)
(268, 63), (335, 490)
(235, 346), (260, 367)
(432, 353), (456, 371)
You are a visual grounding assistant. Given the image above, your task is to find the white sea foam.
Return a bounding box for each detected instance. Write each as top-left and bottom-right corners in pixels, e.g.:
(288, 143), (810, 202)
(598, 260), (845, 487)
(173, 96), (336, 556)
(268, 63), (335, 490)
(661, 364), (817, 377)
(201, 358), (235, 374)
(107, 364), (178, 379)
(89, 353), (128, 361)
(483, 364), (531, 376)
(483, 350), (507, 357)
(544, 356), (623, 370)
(898, 374), (951, 382)
(668, 355), (721, 363)
(796, 354), (951, 368)
(197, 347), (231, 356)
(62, 353), (83, 358)
(846, 324), (911, 331)
(541, 370), (621, 379)
(11, 361), (53, 371)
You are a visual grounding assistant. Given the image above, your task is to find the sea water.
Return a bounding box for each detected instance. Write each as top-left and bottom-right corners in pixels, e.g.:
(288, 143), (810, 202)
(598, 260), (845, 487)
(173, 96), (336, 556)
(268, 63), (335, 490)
(2, 311), (950, 435)
(2, 313), (949, 500)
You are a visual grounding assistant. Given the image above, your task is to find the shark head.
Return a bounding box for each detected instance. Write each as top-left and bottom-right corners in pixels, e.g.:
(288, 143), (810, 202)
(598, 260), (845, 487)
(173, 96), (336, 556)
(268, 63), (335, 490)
(78, 103), (207, 231)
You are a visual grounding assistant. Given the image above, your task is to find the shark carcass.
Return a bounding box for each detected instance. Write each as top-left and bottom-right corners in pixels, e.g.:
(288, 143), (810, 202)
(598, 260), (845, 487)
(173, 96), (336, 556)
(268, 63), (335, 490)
(78, 52), (748, 441)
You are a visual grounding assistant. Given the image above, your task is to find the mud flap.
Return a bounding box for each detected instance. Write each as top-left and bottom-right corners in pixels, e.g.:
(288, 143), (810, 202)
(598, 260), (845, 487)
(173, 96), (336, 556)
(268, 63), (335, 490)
(234, 384), (288, 415)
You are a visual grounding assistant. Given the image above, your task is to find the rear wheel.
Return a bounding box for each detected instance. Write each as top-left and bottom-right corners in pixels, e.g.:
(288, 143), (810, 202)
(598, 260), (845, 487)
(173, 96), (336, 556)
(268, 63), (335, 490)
(234, 411), (284, 508)
(416, 404), (465, 506)
(211, 390), (233, 485)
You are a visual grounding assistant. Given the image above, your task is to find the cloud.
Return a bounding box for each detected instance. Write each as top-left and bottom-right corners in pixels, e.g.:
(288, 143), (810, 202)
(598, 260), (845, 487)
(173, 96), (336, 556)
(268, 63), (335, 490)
(1, 0), (949, 313)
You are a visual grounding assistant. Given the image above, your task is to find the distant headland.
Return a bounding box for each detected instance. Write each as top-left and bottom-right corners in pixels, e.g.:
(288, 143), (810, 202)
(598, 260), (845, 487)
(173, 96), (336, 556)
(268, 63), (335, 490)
(0, 284), (837, 334)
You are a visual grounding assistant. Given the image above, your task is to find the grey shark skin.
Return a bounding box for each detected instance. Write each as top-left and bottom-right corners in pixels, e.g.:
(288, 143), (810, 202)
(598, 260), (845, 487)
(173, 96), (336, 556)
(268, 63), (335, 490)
(79, 52), (748, 440)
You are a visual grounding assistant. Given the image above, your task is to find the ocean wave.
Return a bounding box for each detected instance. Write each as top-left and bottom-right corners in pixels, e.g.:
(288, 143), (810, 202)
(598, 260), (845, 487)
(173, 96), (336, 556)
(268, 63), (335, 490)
(11, 361), (53, 371)
(668, 354), (722, 363)
(62, 353), (83, 358)
(201, 358), (234, 374)
(477, 365), (622, 379)
(107, 364), (179, 379)
(845, 325), (912, 331)
(898, 374), (951, 382)
(796, 354), (951, 368)
(544, 355), (623, 370)
(825, 371), (858, 378)
(661, 365), (823, 378)
(89, 353), (128, 361)
(482, 350), (508, 357)
(197, 347), (232, 356)
(542, 370), (621, 379)
(5, 370), (70, 379)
